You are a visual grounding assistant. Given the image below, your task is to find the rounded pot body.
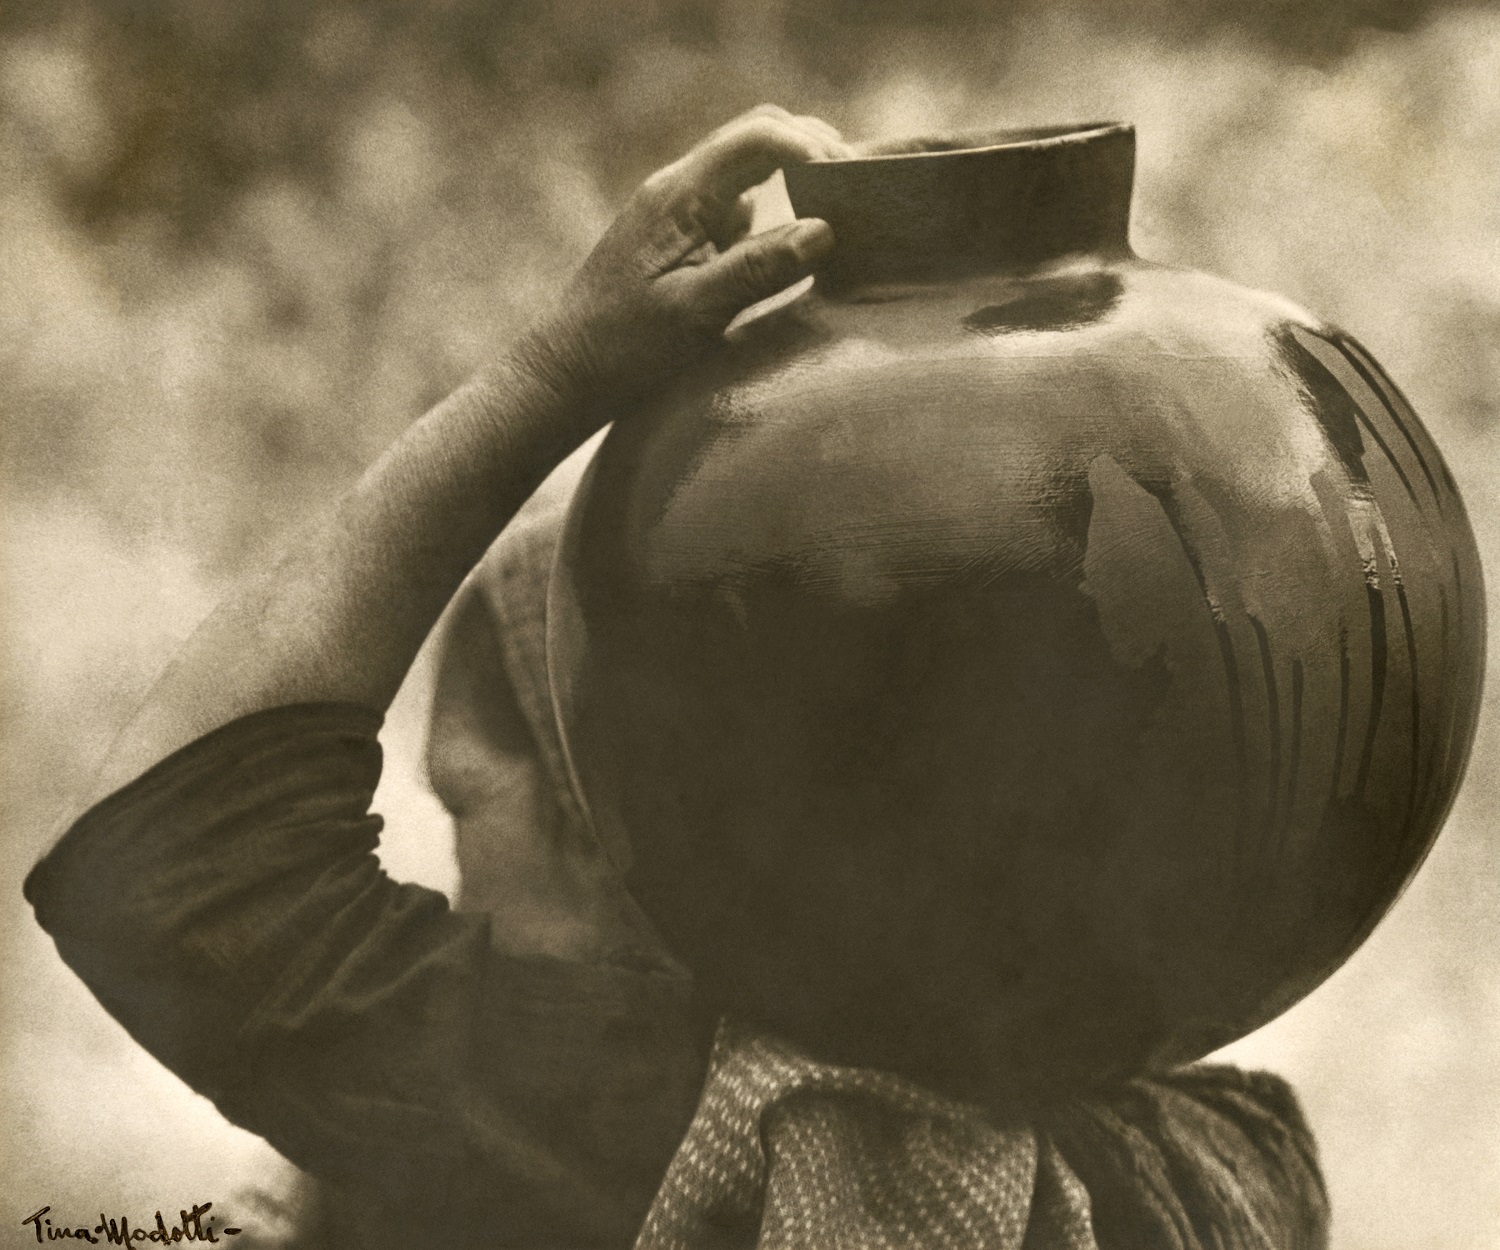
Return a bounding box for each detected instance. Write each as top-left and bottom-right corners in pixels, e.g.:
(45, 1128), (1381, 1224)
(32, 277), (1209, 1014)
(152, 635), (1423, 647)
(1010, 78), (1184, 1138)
(547, 125), (1485, 1105)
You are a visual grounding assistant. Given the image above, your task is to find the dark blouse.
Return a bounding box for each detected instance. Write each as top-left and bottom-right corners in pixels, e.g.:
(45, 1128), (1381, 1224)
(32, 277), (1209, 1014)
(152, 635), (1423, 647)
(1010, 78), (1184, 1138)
(25, 704), (711, 1249)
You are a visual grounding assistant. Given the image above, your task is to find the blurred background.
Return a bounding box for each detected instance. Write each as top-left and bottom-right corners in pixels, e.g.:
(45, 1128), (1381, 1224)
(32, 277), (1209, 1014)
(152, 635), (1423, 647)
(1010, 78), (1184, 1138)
(2, 0), (1497, 1246)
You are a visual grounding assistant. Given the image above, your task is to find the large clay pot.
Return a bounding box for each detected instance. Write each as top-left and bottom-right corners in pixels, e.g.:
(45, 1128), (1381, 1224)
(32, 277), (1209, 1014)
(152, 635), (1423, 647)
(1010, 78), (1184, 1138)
(547, 123), (1485, 1106)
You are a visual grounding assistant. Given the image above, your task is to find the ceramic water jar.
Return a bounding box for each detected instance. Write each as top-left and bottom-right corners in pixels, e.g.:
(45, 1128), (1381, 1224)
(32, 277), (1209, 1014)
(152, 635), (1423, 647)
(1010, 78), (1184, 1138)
(547, 123), (1485, 1104)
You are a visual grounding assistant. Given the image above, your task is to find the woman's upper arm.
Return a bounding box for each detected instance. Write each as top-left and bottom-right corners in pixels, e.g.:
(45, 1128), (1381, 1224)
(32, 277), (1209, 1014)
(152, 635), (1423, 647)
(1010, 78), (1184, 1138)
(25, 703), (706, 1245)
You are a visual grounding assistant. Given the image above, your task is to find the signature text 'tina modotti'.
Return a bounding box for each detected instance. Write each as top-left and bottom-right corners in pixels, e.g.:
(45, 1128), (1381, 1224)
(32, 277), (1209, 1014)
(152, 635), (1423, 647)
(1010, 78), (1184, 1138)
(22, 1204), (241, 1244)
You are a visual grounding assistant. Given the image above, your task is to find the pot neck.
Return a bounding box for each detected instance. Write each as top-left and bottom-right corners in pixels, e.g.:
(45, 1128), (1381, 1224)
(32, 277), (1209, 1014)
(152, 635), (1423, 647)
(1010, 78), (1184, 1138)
(783, 123), (1136, 293)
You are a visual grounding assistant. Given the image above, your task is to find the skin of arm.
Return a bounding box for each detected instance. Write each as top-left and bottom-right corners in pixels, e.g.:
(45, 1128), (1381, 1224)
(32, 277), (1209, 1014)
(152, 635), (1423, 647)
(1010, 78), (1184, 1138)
(83, 106), (847, 807)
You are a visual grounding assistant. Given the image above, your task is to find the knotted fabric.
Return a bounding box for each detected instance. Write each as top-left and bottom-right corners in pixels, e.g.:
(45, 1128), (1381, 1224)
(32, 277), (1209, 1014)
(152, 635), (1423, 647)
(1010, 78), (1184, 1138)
(636, 1020), (1097, 1250)
(634, 1021), (1328, 1250)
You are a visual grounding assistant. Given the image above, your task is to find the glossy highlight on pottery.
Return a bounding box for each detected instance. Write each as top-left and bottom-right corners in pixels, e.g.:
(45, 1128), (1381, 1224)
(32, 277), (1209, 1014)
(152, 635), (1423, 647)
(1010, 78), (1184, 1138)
(547, 124), (1485, 1106)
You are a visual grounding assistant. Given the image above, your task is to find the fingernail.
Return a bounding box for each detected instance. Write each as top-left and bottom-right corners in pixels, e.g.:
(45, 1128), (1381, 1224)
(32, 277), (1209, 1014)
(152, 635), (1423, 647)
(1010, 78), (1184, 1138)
(791, 218), (835, 263)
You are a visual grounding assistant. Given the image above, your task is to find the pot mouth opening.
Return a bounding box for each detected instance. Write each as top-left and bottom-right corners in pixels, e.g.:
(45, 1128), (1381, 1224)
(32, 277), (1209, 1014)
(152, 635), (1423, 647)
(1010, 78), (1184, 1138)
(823, 121), (1131, 165)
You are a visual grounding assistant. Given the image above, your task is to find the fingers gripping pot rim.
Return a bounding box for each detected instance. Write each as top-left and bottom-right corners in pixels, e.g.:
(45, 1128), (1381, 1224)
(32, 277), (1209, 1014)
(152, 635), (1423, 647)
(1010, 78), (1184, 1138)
(545, 122), (1486, 1108)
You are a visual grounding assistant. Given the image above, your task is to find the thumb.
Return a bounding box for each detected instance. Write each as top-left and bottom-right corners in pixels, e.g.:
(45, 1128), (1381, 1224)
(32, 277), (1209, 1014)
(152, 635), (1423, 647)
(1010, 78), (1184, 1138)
(687, 218), (835, 325)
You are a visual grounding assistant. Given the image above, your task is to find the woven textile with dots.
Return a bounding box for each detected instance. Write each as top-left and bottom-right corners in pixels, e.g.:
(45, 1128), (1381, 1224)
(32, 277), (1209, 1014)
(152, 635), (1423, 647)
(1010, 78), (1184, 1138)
(633, 1021), (1326, 1250)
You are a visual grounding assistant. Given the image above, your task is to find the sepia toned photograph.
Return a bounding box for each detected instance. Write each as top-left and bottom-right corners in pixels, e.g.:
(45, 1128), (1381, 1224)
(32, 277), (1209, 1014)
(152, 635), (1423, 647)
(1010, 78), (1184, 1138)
(2, 1), (1496, 1247)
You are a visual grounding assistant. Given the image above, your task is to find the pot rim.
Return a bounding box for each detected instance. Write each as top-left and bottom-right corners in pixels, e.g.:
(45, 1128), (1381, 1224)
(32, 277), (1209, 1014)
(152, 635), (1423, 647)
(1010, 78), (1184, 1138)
(813, 120), (1133, 166)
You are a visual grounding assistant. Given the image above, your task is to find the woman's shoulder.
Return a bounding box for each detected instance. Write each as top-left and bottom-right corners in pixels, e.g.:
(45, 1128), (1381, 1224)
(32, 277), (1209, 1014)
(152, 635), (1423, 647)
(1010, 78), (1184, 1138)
(1045, 1064), (1328, 1250)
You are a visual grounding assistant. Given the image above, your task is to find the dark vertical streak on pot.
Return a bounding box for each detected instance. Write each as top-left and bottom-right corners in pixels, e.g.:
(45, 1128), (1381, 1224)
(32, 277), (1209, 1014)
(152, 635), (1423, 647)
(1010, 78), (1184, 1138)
(1289, 330), (1423, 516)
(1275, 326), (1368, 483)
(1395, 574), (1421, 844)
(1330, 332), (1446, 514)
(1248, 614), (1282, 859)
(1452, 552), (1466, 627)
(1286, 657), (1304, 855)
(1350, 406), (1419, 513)
(1148, 487), (1249, 849)
(1331, 628), (1351, 807)
(1414, 587), (1451, 840)
(1355, 575), (1388, 799)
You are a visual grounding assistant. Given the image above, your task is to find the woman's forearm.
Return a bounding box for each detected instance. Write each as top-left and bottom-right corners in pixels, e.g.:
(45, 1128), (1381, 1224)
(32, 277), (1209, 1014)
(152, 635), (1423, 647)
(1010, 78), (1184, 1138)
(86, 355), (590, 803)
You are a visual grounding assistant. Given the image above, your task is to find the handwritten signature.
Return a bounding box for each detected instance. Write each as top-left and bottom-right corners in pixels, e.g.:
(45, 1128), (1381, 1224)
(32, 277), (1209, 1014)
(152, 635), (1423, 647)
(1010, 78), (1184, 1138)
(22, 1205), (241, 1245)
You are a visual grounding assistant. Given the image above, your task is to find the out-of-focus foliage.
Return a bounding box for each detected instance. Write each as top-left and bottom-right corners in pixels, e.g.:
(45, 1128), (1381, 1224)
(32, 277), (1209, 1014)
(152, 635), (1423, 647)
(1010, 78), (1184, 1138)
(5, 0), (1500, 563)
(3, 4), (1498, 1249)
(0, 0), (1486, 252)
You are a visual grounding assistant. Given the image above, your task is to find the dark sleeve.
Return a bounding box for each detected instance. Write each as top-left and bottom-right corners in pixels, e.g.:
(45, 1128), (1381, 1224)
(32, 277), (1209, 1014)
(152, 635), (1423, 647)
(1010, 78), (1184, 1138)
(25, 704), (708, 1248)
(1045, 1064), (1330, 1250)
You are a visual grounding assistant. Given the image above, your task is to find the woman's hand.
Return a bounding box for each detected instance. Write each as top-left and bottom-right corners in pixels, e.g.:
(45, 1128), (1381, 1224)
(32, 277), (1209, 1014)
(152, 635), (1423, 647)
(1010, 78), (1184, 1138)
(516, 105), (849, 418)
